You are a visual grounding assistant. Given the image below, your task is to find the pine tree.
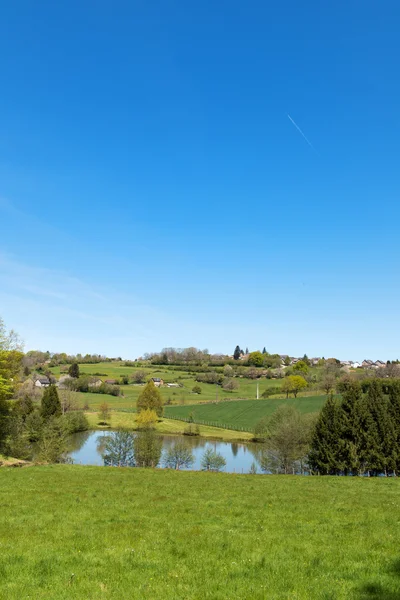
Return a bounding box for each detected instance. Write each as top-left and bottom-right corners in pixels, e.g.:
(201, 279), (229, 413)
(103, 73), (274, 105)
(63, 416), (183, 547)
(233, 346), (241, 361)
(388, 380), (400, 473)
(137, 380), (163, 417)
(336, 380), (363, 475)
(309, 394), (341, 474)
(245, 347), (249, 355)
(40, 385), (62, 420)
(68, 362), (80, 378)
(364, 380), (396, 476)
(262, 347), (267, 354)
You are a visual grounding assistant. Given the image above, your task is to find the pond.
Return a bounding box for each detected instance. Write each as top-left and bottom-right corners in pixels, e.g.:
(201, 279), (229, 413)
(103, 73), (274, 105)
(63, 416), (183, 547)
(68, 430), (265, 474)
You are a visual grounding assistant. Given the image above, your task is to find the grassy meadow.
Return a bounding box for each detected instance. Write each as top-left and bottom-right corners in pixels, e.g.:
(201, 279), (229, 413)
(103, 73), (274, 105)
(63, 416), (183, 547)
(164, 395), (330, 431)
(1, 466), (399, 599)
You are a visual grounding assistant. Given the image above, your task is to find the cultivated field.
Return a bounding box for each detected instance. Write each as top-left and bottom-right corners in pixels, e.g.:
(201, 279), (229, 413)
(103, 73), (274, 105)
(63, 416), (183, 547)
(0, 466), (399, 599)
(164, 395), (329, 431)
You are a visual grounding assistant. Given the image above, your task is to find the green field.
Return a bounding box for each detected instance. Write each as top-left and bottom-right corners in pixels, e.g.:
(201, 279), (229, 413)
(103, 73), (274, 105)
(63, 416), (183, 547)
(0, 466), (399, 599)
(164, 395), (329, 431)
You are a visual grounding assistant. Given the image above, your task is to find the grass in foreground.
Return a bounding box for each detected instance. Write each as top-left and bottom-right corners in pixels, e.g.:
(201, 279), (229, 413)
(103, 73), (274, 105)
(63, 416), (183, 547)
(164, 395), (330, 431)
(0, 466), (399, 599)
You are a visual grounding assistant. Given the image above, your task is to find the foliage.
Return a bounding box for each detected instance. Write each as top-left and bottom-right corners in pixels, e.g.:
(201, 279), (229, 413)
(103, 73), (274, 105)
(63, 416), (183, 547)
(68, 362), (80, 378)
(247, 351), (264, 367)
(41, 385), (62, 420)
(135, 409), (158, 430)
(233, 345), (241, 360)
(131, 370), (147, 383)
(192, 384), (202, 394)
(222, 378), (239, 391)
(292, 360), (309, 375)
(98, 402), (110, 424)
(282, 375), (308, 398)
(62, 411), (89, 434)
(137, 380), (163, 417)
(259, 406), (314, 474)
(133, 429), (162, 467)
(103, 430), (135, 466)
(162, 441), (194, 470)
(36, 418), (69, 463)
(261, 386), (281, 398)
(200, 447), (226, 472)
(310, 379), (400, 475)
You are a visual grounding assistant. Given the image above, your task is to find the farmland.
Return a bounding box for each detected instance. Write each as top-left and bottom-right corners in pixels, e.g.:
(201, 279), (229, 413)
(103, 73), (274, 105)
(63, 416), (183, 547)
(1, 466), (399, 599)
(164, 395), (330, 431)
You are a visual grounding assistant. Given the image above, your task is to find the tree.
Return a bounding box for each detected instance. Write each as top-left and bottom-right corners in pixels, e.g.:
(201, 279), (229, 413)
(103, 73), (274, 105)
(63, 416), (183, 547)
(98, 403), (110, 425)
(68, 362), (80, 378)
(201, 448), (226, 472)
(260, 406), (314, 474)
(247, 351), (264, 367)
(133, 429), (162, 467)
(103, 430), (135, 466)
(41, 385), (62, 420)
(262, 347), (267, 354)
(137, 380), (163, 417)
(223, 365), (234, 378)
(363, 380), (396, 476)
(284, 356), (291, 366)
(321, 373), (336, 396)
(163, 441), (194, 470)
(293, 361), (309, 375)
(0, 317), (24, 351)
(287, 375), (307, 398)
(245, 347), (249, 355)
(132, 370), (147, 384)
(192, 384), (202, 394)
(233, 346), (241, 361)
(222, 378), (239, 392)
(309, 394), (342, 475)
(281, 378), (293, 399)
(37, 418), (68, 463)
(135, 409), (158, 430)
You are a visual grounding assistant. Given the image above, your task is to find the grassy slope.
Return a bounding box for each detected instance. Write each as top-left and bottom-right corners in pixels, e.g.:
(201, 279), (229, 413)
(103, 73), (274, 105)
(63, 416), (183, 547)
(164, 395), (330, 431)
(0, 466), (399, 599)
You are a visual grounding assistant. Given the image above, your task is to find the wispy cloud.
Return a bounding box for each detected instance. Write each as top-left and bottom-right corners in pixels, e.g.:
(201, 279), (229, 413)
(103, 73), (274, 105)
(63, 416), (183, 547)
(287, 114), (317, 152)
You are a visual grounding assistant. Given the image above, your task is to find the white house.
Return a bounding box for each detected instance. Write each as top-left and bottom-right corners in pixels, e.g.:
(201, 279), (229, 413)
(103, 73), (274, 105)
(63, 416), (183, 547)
(35, 376), (50, 388)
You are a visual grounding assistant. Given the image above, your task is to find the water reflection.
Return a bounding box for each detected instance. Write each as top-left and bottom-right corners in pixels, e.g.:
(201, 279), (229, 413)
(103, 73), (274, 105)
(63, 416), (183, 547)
(68, 430), (264, 473)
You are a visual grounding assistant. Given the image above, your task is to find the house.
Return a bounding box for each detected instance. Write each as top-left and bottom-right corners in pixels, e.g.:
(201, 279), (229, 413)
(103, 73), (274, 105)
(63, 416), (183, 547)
(151, 377), (164, 387)
(362, 360), (376, 368)
(352, 362), (361, 369)
(375, 360), (386, 368)
(105, 379), (117, 385)
(35, 376), (50, 388)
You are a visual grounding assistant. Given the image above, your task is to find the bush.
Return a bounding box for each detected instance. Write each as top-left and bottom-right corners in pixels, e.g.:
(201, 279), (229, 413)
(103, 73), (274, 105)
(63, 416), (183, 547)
(192, 385), (202, 394)
(62, 411), (89, 434)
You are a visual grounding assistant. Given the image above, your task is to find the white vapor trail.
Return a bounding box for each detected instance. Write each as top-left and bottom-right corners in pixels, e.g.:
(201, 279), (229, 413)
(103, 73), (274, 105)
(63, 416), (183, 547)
(287, 114), (316, 152)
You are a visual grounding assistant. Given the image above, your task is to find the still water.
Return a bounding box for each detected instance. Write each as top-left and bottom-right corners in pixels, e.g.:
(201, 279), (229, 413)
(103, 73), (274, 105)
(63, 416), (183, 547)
(69, 430), (264, 474)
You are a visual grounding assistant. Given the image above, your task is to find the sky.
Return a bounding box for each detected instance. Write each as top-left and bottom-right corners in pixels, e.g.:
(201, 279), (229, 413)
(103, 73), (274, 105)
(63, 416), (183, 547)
(1, 1), (400, 360)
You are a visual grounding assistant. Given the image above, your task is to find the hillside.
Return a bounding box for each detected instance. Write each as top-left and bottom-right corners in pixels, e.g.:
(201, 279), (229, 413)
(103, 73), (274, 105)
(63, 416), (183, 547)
(0, 466), (399, 599)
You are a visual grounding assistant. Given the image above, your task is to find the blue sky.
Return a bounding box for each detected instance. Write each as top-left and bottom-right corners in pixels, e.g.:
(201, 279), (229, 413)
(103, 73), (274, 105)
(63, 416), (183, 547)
(1, 1), (400, 359)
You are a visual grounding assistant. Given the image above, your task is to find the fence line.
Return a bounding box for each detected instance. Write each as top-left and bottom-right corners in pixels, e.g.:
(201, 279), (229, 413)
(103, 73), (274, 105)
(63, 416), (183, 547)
(164, 413), (252, 433)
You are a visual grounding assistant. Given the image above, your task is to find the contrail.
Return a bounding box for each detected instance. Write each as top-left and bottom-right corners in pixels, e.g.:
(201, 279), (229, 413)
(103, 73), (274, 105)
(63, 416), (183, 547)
(287, 114), (316, 152)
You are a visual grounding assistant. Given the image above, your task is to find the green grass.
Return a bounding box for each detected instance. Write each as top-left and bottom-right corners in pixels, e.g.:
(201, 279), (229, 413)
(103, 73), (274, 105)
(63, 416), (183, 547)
(0, 466), (399, 599)
(84, 412), (254, 442)
(164, 395), (330, 431)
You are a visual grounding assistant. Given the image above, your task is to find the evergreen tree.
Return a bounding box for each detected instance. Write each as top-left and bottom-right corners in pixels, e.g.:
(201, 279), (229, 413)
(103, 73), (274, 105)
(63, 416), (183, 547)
(137, 380), (163, 417)
(364, 380), (396, 476)
(68, 362), (80, 378)
(336, 380), (363, 475)
(309, 394), (341, 474)
(40, 385), (62, 420)
(388, 380), (400, 473)
(245, 347), (249, 355)
(233, 346), (241, 361)
(262, 347), (267, 354)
